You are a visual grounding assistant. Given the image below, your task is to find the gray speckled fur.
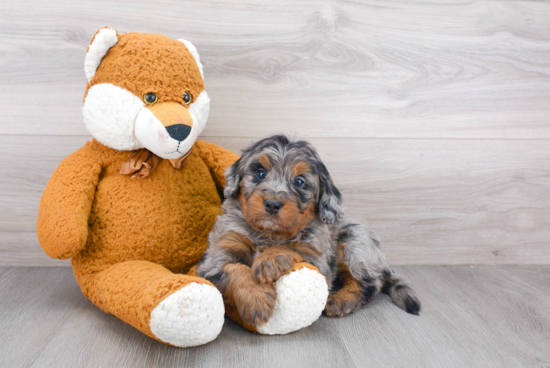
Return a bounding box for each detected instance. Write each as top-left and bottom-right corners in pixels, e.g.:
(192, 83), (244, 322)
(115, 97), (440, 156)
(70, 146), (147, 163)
(196, 135), (420, 314)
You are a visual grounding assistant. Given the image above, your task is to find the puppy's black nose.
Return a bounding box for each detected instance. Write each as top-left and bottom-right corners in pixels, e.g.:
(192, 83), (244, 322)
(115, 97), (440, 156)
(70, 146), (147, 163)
(166, 124), (191, 142)
(264, 200), (283, 215)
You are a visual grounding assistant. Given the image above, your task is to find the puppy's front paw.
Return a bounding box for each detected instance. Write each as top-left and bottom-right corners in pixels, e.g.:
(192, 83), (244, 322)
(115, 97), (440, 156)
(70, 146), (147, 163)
(323, 292), (362, 317)
(252, 253), (294, 284)
(235, 283), (277, 326)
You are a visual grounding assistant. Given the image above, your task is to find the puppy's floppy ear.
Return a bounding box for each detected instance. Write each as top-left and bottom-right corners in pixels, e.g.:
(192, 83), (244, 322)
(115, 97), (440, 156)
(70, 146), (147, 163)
(223, 159), (241, 198)
(316, 161), (344, 224)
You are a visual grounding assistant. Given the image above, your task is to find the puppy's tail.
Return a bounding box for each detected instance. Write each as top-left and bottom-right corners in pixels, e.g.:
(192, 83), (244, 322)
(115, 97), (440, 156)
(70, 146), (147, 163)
(381, 272), (421, 315)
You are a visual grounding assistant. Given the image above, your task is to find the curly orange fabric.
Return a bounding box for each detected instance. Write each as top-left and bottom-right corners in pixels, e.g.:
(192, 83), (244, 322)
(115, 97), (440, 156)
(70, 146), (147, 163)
(85, 32), (204, 106)
(37, 139), (238, 342)
(39, 29), (244, 345)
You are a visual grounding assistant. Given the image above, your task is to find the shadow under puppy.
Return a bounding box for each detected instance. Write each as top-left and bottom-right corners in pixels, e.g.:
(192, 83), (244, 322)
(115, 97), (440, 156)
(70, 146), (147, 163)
(196, 135), (421, 326)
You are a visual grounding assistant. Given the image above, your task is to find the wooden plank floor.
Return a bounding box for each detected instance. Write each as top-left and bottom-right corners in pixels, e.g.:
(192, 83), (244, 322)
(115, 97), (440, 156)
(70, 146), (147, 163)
(1, 266), (548, 367)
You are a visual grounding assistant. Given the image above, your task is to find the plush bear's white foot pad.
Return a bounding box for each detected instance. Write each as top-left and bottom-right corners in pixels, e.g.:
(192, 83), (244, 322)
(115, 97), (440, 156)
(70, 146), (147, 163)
(150, 282), (225, 347)
(256, 267), (329, 335)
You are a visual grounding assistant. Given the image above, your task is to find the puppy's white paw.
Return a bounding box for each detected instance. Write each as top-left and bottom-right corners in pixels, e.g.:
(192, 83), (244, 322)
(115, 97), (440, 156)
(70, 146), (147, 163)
(150, 282), (225, 347)
(256, 266), (328, 335)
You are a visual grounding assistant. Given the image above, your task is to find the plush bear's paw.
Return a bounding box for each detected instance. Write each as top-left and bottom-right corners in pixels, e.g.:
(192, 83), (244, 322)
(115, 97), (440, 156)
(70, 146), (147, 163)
(150, 282), (224, 347)
(255, 265), (329, 335)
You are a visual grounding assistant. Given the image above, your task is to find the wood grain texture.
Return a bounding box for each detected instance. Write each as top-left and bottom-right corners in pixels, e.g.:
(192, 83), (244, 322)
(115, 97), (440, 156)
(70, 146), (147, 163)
(0, 267), (85, 367)
(1, 266), (549, 367)
(0, 0), (549, 138)
(0, 135), (89, 267)
(336, 265), (550, 367)
(2, 135), (548, 267)
(1, 0), (549, 266)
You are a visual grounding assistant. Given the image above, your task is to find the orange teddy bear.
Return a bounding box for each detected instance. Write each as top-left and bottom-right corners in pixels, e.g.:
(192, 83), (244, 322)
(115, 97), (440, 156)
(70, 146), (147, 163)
(37, 28), (328, 347)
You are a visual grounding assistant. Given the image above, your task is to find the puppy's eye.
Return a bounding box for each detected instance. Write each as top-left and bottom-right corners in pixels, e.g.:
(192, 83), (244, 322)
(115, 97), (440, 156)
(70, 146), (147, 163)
(183, 92), (192, 105)
(294, 178), (305, 188)
(256, 169), (267, 180)
(144, 92), (158, 105)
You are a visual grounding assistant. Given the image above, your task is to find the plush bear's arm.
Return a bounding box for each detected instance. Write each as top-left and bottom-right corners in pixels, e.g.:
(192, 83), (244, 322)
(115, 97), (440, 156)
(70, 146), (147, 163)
(37, 142), (103, 259)
(193, 140), (239, 195)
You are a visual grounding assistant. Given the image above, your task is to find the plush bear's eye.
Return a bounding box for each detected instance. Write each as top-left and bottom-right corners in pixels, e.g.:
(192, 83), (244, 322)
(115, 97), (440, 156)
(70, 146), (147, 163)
(183, 92), (192, 105)
(144, 92), (158, 105)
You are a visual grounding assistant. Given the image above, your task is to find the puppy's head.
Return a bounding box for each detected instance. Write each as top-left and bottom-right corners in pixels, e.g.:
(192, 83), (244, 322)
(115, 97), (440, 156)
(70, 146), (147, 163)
(225, 135), (343, 239)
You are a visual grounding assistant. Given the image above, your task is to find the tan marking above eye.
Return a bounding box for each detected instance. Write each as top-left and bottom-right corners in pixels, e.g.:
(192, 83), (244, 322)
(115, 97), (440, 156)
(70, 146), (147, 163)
(292, 161), (310, 177)
(258, 155), (271, 170)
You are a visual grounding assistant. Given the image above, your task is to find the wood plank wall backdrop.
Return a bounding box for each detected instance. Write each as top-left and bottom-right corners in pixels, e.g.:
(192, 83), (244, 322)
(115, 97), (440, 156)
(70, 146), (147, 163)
(1, 0), (549, 267)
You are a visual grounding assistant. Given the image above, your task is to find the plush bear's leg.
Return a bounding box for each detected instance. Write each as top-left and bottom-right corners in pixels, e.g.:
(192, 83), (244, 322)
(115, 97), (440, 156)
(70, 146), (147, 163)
(224, 263), (329, 335)
(74, 260), (225, 347)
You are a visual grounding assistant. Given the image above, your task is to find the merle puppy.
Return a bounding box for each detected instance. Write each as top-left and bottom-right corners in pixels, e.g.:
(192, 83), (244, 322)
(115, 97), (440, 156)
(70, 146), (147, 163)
(196, 135), (420, 326)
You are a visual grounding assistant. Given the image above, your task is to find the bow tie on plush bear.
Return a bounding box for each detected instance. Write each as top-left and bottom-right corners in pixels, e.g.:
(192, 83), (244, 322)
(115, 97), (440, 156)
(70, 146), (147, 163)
(120, 148), (193, 179)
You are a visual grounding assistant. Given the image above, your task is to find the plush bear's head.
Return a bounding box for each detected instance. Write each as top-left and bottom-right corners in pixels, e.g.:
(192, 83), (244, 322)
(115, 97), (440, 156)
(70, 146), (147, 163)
(83, 27), (209, 159)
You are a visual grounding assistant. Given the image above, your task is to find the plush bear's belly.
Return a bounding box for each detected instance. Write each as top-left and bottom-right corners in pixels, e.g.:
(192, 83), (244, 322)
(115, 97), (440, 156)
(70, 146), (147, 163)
(73, 154), (222, 275)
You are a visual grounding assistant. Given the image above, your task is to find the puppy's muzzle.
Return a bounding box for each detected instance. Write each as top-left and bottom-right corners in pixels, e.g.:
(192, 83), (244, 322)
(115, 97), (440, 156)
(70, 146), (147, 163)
(264, 199), (283, 215)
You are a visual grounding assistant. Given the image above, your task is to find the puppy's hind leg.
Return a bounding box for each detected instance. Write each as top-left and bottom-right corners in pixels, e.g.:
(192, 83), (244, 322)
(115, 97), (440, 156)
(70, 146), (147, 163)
(324, 262), (379, 317)
(324, 221), (384, 317)
(331, 220), (421, 316)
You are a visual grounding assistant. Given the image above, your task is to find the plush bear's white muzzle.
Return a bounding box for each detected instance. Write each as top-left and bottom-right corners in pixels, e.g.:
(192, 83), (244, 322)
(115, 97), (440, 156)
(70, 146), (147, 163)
(134, 107), (198, 160)
(83, 83), (210, 158)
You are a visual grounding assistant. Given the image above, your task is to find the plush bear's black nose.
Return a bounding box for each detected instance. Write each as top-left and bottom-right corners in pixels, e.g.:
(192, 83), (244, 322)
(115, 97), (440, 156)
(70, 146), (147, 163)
(264, 200), (283, 215)
(166, 124), (191, 142)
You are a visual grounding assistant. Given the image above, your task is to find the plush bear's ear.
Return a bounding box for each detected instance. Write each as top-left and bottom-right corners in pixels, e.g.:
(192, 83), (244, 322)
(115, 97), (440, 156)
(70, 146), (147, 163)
(178, 39), (204, 80)
(85, 27), (119, 82)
